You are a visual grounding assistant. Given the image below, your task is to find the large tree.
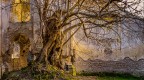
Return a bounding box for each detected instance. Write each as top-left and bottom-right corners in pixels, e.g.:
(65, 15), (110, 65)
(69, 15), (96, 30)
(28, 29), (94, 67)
(32, 0), (144, 69)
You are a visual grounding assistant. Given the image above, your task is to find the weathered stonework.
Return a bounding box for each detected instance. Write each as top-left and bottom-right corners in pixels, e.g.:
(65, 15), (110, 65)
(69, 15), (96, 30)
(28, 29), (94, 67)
(75, 57), (144, 76)
(2, 22), (33, 71)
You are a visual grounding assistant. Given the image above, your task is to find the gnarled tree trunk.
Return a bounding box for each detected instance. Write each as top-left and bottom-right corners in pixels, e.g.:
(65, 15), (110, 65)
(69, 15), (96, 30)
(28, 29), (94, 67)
(37, 14), (64, 69)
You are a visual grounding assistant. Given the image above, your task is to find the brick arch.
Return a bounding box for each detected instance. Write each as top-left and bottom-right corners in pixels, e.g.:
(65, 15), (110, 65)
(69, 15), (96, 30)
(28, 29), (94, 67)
(10, 33), (31, 70)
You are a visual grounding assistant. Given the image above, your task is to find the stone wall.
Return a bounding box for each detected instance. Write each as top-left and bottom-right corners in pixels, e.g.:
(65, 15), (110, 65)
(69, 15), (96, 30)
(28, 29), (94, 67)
(75, 57), (144, 76)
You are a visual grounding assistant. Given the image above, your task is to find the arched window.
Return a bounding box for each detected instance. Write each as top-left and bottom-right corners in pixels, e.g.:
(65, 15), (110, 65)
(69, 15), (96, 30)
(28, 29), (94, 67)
(11, 0), (30, 22)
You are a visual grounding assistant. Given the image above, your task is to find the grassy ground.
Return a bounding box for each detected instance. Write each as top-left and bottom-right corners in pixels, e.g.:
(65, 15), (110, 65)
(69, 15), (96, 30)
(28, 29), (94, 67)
(2, 66), (144, 80)
(77, 72), (144, 80)
(96, 76), (139, 80)
(76, 76), (139, 80)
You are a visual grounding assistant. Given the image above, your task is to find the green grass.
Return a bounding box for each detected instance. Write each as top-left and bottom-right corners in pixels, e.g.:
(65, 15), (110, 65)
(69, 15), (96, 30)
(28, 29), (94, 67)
(78, 72), (144, 80)
(96, 76), (140, 80)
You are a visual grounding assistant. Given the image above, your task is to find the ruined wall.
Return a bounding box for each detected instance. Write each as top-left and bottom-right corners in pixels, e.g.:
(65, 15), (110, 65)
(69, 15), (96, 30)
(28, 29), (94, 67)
(73, 26), (144, 77)
(0, 1), (41, 78)
(75, 57), (144, 76)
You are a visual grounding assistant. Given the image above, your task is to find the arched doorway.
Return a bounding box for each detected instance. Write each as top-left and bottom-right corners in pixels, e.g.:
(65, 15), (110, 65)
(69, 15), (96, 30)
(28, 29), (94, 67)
(10, 33), (30, 70)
